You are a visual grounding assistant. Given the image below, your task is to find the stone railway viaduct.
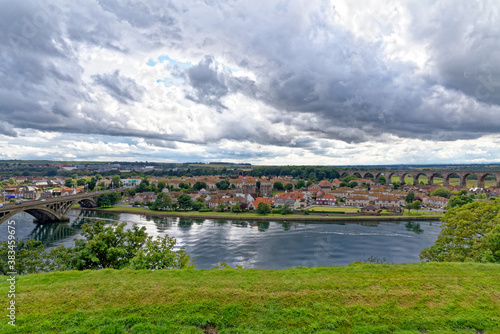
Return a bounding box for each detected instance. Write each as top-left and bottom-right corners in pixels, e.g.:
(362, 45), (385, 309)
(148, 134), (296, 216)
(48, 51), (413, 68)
(337, 170), (500, 188)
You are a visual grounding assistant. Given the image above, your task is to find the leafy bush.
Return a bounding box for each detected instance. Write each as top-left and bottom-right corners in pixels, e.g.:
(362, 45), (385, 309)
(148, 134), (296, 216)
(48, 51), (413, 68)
(0, 240), (64, 275)
(198, 208), (213, 212)
(128, 235), (193, 270)
(1, 221), (194, 274)
(256, 202), (271, 215)
(420, 201), (500, 263)
(97, 192), (121, 207)
(59, 221), (194, 270)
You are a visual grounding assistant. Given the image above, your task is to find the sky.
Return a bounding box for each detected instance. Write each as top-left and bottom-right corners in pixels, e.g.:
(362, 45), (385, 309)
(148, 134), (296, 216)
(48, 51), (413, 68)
(1, 0), (500, 165)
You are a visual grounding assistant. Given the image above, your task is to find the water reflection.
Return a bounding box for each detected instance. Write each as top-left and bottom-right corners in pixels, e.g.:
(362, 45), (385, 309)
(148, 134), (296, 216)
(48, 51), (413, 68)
(405, 222), (424, 234)
(0, 210), (442, 269)
(231, 221), (248, 228)
(257, 222), (269, 231)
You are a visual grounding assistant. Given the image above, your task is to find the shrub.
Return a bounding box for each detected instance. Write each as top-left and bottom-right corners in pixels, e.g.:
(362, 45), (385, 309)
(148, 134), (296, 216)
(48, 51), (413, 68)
(54, 221), (194, 271)
(198, 208), (212, 212)
(421, 201), (500, 263)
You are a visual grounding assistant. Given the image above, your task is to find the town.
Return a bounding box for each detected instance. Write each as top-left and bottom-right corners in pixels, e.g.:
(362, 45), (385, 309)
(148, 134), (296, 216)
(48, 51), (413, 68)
(2, 162), (499, 217)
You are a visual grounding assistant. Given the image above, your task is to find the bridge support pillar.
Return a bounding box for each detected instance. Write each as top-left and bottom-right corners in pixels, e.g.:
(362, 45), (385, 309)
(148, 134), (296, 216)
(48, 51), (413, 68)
(443, 174), (450, 186)
(460, 176), (467, 187)
(411, 173), (419, 186)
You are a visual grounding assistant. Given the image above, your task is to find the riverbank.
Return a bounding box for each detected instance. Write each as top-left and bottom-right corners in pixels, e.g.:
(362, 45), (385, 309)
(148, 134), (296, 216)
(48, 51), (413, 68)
(1, 262), (498, 333)
(79, 206), (443, 222)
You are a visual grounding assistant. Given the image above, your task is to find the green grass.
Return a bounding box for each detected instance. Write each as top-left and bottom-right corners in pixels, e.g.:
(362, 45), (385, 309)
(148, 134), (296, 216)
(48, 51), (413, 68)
(308, 206), (359, 213)
(1, 263), (499, 333)
(97, 207), (443, 220)
(402, 210), (442, 217)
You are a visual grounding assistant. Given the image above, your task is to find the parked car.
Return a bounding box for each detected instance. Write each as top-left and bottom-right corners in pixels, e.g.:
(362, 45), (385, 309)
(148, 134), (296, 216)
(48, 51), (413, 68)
(15, 202), (22, 205)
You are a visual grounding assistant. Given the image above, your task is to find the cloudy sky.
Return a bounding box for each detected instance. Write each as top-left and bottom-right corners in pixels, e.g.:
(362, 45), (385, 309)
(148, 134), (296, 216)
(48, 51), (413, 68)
(1, 0), (500, 165)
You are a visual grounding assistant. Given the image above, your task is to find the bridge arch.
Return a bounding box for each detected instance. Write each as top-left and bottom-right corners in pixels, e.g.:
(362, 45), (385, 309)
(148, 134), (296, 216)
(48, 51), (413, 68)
(339, 171), (351, 179)
(428, 172), (444, 186)
(400, 172), (412, 184)
(413, 172), (428, 186)
(386, 172), (397, 184)
(362, 172), (374, 180)
(352, 172), (363, 179)
(460, 172), (479, 187)
(0, 193), (102, 225)
(478, 173), (500, 188)
(78, 198), (98, 208)
(1, 206), (62, 225)
(374, 173), (386, 184)
(444, 172), (460, 186)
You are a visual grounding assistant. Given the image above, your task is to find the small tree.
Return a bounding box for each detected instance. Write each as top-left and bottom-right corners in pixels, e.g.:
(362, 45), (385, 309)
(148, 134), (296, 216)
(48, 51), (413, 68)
(420, 201), (500, 263)
(431, 187), (452, 198)
(231, 203), (242, 213)
(157, 181), (166, 192)
(151, 193), (172, 211)
(216, 203), (227, 212)
(273, 181), (284, 191)
(216, 180), (230, 190)
(177, 193), (192, 211)
(281, 204), (292, 215)
(128, 235), (193, 270)
(256, 202), (271, 215)
(405, 202), (413, 214)
(192, 181), (207, 191)
(413, 200), (422, 213)
(284, 183), (294, 191)
(111, 175), (122, 188)
(405, 191), (415, 203)
(295, 179), (306, 189)
(97, 194), (112, 207)
(64, 178), (76, 187)
(192, 199), (205, 211)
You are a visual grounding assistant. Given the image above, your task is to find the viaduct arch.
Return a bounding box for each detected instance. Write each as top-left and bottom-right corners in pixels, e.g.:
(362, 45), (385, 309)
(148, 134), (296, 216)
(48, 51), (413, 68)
(338, 170), (500, 187)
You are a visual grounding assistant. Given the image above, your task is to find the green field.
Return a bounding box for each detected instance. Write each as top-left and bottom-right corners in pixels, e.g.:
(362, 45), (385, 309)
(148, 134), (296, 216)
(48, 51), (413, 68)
(308, 206), (360, 213)
(1, 263), (499, 333)
(96, 206), (443, 220)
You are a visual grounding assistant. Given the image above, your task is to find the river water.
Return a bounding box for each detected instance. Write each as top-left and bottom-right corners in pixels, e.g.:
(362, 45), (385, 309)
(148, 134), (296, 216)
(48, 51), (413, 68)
(0, 210), (442, 269)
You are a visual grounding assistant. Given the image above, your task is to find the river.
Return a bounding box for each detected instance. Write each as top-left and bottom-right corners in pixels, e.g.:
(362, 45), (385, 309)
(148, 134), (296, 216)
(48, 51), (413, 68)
(0, 210), (442, 269)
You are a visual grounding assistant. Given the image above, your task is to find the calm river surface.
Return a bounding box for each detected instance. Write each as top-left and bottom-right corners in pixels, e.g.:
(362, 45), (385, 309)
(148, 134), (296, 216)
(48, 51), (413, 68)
(1, 210), (442, 269)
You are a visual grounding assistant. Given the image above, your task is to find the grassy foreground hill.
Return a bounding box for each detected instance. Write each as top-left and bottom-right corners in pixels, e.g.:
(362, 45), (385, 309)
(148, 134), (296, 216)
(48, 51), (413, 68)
(1, 263), (499, 333)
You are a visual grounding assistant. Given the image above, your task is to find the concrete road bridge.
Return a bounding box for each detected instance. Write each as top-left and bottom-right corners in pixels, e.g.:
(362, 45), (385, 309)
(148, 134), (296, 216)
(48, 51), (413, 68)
(337, 170), (500, 187)
(0, 191), (115, 225)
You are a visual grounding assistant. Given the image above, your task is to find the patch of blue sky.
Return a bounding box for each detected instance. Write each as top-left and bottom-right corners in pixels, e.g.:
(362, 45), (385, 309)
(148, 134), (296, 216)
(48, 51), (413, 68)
(156, 77), (184, 87)
(146, 55), (192, 68)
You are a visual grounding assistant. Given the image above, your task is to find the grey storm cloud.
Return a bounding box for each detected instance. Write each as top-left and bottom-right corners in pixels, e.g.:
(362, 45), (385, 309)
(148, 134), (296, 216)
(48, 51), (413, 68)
(92, 70), (145, 104)
(185, 56), (257, 110)
(1, 0), (500, 151)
